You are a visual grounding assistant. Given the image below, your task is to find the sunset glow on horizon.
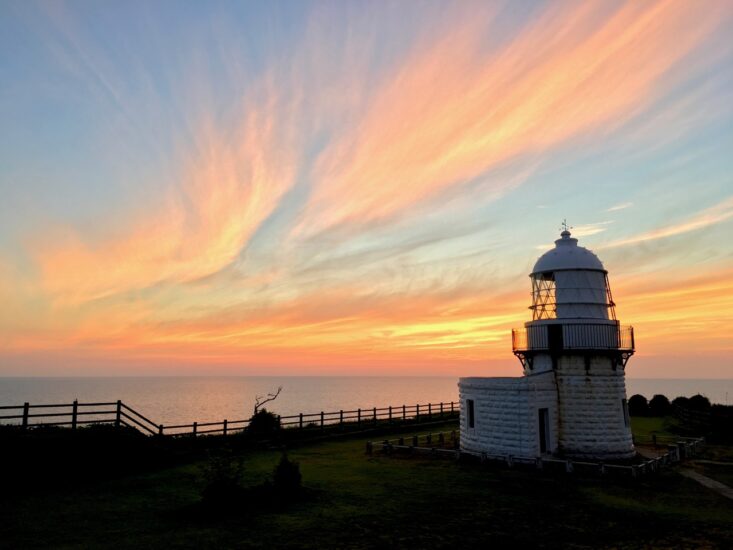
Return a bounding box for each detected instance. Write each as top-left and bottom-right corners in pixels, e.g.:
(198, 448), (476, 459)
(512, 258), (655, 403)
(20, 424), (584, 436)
(1, 0), (732, 377)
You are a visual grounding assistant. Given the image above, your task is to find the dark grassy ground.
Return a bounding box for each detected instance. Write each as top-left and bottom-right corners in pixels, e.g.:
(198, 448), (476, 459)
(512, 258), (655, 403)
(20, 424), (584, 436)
(2, 421), (732, 549)
(629, 416), (733, 487)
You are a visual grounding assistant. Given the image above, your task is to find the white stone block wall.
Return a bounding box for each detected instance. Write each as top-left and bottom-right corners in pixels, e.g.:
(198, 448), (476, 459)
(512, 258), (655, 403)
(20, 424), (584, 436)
(554, 355), (634, 459)
(458, 374), (558, 457)
(459, 355), (634, 460)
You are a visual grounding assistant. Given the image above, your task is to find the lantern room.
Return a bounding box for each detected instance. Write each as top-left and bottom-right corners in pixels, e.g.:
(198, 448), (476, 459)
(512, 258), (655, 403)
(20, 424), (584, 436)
(529, 229), (616, 321)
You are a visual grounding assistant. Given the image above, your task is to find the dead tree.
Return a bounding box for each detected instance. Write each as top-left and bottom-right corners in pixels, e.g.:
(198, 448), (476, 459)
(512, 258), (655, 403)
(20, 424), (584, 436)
(253, 386), (282, 415)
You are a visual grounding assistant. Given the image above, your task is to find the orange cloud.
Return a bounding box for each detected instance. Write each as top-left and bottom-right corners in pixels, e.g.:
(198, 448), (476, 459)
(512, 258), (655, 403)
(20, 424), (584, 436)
(33, 96), (297, 305)
(298, 0), (728, 236)
(615, 267), (733, 360)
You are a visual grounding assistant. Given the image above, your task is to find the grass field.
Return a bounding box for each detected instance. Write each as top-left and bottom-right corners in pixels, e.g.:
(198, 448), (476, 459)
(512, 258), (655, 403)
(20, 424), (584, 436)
(629, 416), (673, 439)
(2, 421), (732, 549)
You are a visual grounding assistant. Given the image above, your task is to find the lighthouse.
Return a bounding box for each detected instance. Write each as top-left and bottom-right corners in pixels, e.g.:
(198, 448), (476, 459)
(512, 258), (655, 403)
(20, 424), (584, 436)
(459, 226), (635, 460)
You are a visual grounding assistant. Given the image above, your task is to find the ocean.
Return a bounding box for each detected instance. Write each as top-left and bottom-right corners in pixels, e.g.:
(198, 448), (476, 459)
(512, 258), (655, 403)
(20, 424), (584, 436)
(0, 377), (730, 426)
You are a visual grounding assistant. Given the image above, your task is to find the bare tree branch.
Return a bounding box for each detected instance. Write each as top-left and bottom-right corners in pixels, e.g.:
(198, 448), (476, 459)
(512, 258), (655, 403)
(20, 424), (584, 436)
(253, 386), (282, 415)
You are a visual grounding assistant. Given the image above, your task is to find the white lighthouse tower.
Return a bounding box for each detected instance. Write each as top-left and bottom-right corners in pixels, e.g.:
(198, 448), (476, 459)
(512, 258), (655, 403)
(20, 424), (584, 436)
(459, 225), (635, 460)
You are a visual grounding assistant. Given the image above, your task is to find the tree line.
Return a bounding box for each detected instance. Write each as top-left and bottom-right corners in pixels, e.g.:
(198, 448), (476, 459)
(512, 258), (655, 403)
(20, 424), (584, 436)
(628, 392), (731, 443)
(627, 393), (712, 417)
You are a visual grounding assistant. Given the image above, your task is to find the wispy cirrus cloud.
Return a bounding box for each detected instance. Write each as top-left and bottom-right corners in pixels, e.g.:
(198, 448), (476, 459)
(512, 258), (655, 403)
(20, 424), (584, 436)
(603, 196), (733, 249)
(296, 0), (728, 237)
(33, 95), (298, 304)
(607, 202), (633, 212)
(26, 0), (732, 306)
(571, 221), (614, 237)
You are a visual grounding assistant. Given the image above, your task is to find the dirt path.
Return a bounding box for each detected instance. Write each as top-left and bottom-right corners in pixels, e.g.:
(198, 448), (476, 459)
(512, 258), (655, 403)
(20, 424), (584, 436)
(679, 468), (733, 501)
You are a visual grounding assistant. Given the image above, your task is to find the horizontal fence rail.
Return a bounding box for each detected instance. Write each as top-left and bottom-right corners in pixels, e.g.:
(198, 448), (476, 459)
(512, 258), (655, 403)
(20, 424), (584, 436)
(161, 401), (459, 436)
(0, 399), (459, 438)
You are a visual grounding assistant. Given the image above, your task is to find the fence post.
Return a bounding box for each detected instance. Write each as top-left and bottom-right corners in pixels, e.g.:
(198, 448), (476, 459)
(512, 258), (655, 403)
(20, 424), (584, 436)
(412, 434), (418, 446)
(71, 400), (78, 430)
(193, 422), (198, 437)
(114, 400), (122, 428)
(451, 401), (454, 413)
(416, 404), (420, 422)
(428, 403), (432, 420)
(223, 419), (228, 436)
(299, 412), (303, 430)
(320, 411), (324, 429)
(402, 404), (406, 423)
(158, 424), (164, 436)
(357, 408), (361, 428)
(22, 402), (29, 430)
(340, 410), (343, 426)
(440, 402), (443, 417)
(388, 406), (392, 423)
(373, 407), (377, 426)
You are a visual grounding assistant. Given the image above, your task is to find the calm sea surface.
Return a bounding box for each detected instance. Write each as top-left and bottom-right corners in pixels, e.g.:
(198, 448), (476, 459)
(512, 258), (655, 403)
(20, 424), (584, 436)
(0, 377), (730, 426)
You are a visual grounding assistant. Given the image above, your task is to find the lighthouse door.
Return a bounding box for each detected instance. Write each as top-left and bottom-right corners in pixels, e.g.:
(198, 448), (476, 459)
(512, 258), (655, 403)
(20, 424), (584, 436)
(547, 324), (563, 351)
(538, 408), (551, 454)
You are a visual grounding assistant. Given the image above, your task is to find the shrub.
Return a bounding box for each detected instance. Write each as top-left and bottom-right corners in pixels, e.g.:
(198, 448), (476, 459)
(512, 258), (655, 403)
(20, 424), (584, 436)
(628, 394), (649, 417)
(248, 409), (281, 438)
(671, 395), (713, 437)
(687, 394), (711, 411)
(273, 453), (301, 494)
(672, 396), (689, 409)
(649, 394), (671, 417)
(200, 448), (245, 506)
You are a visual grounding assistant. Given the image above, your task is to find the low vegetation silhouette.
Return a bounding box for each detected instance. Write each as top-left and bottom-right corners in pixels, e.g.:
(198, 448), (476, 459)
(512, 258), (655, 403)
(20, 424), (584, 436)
(194, 448), (304, 519)
(247, 408), (281, 438)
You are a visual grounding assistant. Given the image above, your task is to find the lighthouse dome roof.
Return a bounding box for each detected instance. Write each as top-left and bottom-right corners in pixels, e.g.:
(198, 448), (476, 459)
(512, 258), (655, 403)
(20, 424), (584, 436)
(531, 230), (605, 274)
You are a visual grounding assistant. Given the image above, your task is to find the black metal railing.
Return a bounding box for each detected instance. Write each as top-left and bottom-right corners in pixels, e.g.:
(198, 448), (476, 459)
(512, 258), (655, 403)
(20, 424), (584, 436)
(512, 323), (634, 353)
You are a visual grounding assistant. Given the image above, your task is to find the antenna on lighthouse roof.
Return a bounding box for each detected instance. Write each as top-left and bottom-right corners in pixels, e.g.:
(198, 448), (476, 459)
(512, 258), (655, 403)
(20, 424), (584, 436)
(560, 219), (573, 234)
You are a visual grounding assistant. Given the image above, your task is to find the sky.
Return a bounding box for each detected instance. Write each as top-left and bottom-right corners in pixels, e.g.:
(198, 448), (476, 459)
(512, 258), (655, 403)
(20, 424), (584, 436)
(0, 0), (732, 378)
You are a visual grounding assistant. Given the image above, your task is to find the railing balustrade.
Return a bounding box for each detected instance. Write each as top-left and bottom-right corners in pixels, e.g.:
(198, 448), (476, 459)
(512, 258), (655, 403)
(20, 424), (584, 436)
(512, 323), (634, 352)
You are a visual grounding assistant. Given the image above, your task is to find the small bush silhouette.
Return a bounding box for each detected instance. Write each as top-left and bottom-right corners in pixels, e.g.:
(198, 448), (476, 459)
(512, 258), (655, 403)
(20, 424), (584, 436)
(687, 394), (711, 411)
(649, 394), (671, 417)
(273, 453), (301, 494)
(248, 408), (280, 438)
(628, 394), (649, 417)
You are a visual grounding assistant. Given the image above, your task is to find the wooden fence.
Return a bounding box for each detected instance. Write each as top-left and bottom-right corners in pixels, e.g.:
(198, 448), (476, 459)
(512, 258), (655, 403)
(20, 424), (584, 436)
(0, 401), (160, 435)
(0, 400), (459, 437)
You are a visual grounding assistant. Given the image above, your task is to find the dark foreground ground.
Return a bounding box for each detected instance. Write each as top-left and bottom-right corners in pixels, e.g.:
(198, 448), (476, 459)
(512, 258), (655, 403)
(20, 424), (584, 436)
(2, 419), (732, 550)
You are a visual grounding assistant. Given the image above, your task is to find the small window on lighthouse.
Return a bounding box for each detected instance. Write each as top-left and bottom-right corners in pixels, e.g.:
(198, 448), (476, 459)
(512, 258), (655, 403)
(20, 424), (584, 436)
(467, 399), (475, 429)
